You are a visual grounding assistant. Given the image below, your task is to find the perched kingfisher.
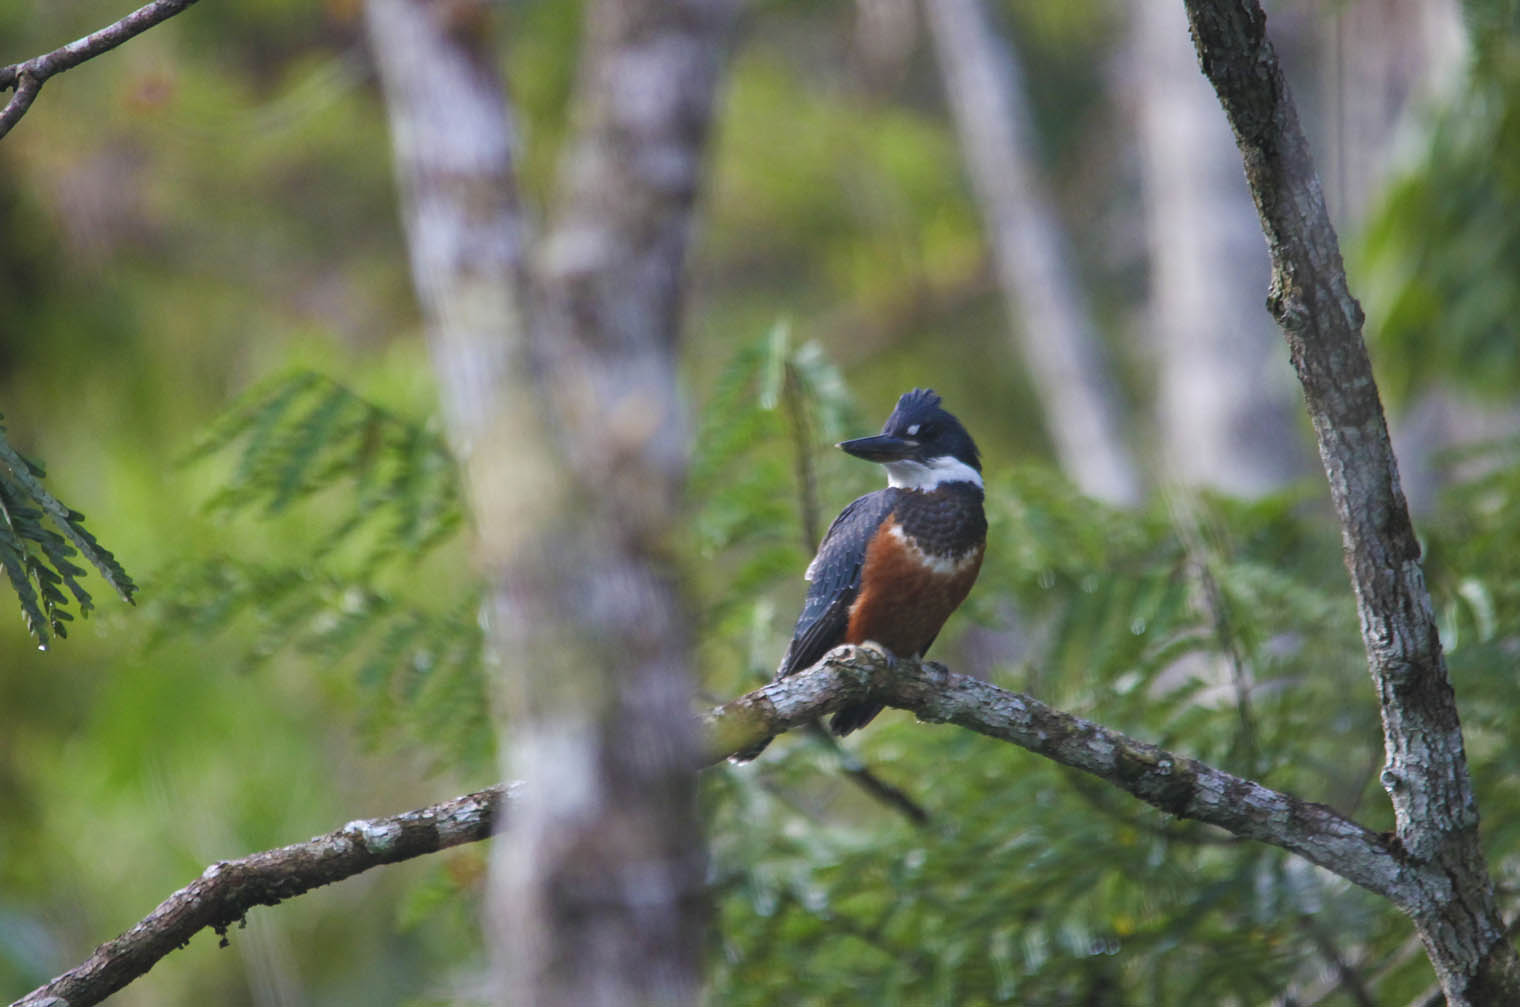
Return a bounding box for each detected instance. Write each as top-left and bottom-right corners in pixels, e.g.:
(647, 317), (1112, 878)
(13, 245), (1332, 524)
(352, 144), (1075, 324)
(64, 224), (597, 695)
(740, 388), (987, 759)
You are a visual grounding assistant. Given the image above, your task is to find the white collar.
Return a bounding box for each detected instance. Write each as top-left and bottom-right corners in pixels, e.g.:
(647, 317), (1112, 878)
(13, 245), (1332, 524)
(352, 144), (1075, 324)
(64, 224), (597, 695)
(884, 455), (983, 491)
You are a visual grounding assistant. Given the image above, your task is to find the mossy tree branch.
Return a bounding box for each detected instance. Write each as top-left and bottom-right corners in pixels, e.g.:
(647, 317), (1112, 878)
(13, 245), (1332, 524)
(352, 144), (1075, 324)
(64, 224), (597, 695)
(704, 648), (1410, 902)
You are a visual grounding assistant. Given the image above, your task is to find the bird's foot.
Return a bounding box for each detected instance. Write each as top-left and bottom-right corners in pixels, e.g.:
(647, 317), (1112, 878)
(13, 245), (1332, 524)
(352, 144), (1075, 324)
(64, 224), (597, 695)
(854, 640), (897, 669)
(922, 659), (950, 682)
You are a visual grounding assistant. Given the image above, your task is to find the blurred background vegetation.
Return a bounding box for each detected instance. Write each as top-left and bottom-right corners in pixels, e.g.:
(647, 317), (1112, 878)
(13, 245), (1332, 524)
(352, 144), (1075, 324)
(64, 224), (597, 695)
(2, 0), (1517, 1004)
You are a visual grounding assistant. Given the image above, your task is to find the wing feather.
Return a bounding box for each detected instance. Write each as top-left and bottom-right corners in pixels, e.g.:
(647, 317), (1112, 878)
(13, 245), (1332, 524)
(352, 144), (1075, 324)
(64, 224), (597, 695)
(777, 490), (896, 679)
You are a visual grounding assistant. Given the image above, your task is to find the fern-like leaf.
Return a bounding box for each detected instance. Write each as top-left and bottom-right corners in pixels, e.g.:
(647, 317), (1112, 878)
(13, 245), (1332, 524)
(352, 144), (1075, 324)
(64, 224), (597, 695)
(183, 370), (464, 565)
(160, 371), (485, 769)
(0, 417), (137, 647)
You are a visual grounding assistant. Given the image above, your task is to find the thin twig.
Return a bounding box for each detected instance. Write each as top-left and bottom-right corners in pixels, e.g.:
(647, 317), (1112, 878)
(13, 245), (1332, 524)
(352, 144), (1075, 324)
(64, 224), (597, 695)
(781, 360), (821, 551)
(813, 721), (930, 826)
(1168, 491), (1260, 775)
(1302, 914), (1377, 1007)
(0, 0), (202, 141)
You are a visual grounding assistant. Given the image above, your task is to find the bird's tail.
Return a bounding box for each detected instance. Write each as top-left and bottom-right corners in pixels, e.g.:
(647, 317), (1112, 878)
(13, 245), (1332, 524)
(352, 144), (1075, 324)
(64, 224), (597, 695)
(829, 701), (883, 738)
(731, 703), (884, 762)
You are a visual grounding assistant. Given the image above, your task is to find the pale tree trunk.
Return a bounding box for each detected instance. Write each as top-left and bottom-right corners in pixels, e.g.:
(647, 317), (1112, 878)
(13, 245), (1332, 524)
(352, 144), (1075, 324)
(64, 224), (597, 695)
(367, 1), (736, 1005)
(1131, 0), (1303, 495)
(1318, 0), (1490, 516)
(365, 0), (525, 451)
(923, 0), (1142, 506)
(1184, 1), (1520, 1002)
(1322, 0), (1465, 227)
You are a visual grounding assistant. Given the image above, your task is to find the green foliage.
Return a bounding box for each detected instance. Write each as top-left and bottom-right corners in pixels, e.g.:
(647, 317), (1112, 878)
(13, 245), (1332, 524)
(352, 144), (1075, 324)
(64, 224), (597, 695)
(708, 57), (985, 319)
(0, 415), (136, 647)
(1421, 435), (1520, 866)
(155, 370), (490, 769)
(184, 369), (463, 561)
(692, 321), (869, 677)
(7, 2), (1517, 1000)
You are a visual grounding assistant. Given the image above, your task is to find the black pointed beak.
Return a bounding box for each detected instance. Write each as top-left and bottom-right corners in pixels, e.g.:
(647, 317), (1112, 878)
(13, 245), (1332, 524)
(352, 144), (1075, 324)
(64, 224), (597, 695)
(837, 434), (919, 463)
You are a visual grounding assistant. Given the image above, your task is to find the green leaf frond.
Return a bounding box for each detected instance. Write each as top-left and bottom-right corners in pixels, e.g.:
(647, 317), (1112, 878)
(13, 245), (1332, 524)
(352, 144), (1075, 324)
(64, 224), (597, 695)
(149, 556), (491, 770)
(160, 372), (487, 769)
(183, 369), (464, 566)
(0, 414), (137, 648)
(691, 326), (875, 694)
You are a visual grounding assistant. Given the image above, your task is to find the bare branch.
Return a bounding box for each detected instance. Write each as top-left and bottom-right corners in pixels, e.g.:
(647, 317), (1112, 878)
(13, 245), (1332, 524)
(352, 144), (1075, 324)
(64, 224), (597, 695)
(704, 647), (1419, 904)
(1182, 1), (1520, 1001)
(10, 785), (506, 1007)
(0, 74), (41, 139)
(0, 0), (202, 141)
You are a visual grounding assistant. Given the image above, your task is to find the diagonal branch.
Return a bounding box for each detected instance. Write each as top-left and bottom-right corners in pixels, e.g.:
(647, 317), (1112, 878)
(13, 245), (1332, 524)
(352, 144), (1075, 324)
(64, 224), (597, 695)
(703, 647), (1411, 903)
(10, 785), (507, 1007)
(0, 0), (202, 141)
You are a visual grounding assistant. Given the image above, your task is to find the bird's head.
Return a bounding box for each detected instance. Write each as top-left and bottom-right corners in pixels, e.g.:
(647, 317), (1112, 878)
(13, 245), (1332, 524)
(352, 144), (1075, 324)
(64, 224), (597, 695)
(838, 388), (982, 491)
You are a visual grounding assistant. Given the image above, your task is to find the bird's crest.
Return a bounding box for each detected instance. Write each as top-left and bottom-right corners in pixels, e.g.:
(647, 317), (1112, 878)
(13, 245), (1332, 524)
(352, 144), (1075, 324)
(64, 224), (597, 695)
(895, 388), (942, 415)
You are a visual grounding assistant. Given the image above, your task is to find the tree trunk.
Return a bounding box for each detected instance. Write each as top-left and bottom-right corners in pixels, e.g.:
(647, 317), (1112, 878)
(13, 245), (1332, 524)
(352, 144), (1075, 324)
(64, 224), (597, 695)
(1183, 2), (1520, 1002)
(924, 0), (1142, 506)
(1131, 0), (1303, 494)
(369, 1), (736, 1004)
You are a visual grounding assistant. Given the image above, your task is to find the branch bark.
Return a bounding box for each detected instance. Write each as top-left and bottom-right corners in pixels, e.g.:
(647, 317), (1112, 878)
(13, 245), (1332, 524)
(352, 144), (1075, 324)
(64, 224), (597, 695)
(9, 786), (506, 1007)
(705, 649), (1417, 899)
(0, 0), (202, 141)
(1182, 1), (1520, 1002)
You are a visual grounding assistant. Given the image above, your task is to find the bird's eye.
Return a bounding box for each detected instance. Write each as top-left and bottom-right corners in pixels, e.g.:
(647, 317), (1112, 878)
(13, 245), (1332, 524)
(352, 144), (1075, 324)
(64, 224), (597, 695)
(916, 423), (934, 438)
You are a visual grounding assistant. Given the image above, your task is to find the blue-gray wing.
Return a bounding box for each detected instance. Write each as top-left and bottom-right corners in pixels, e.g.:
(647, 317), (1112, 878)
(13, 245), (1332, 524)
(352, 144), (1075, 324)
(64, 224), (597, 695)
(777, 489), (897, 679)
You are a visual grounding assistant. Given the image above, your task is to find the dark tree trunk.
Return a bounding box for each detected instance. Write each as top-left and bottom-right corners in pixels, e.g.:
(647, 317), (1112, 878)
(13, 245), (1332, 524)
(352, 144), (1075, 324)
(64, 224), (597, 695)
(1182, 2), (1520, 1002)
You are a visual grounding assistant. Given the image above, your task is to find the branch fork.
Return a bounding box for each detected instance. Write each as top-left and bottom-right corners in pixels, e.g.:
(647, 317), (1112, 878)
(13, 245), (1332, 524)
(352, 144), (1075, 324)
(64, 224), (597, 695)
(0, 0), (203, 140)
